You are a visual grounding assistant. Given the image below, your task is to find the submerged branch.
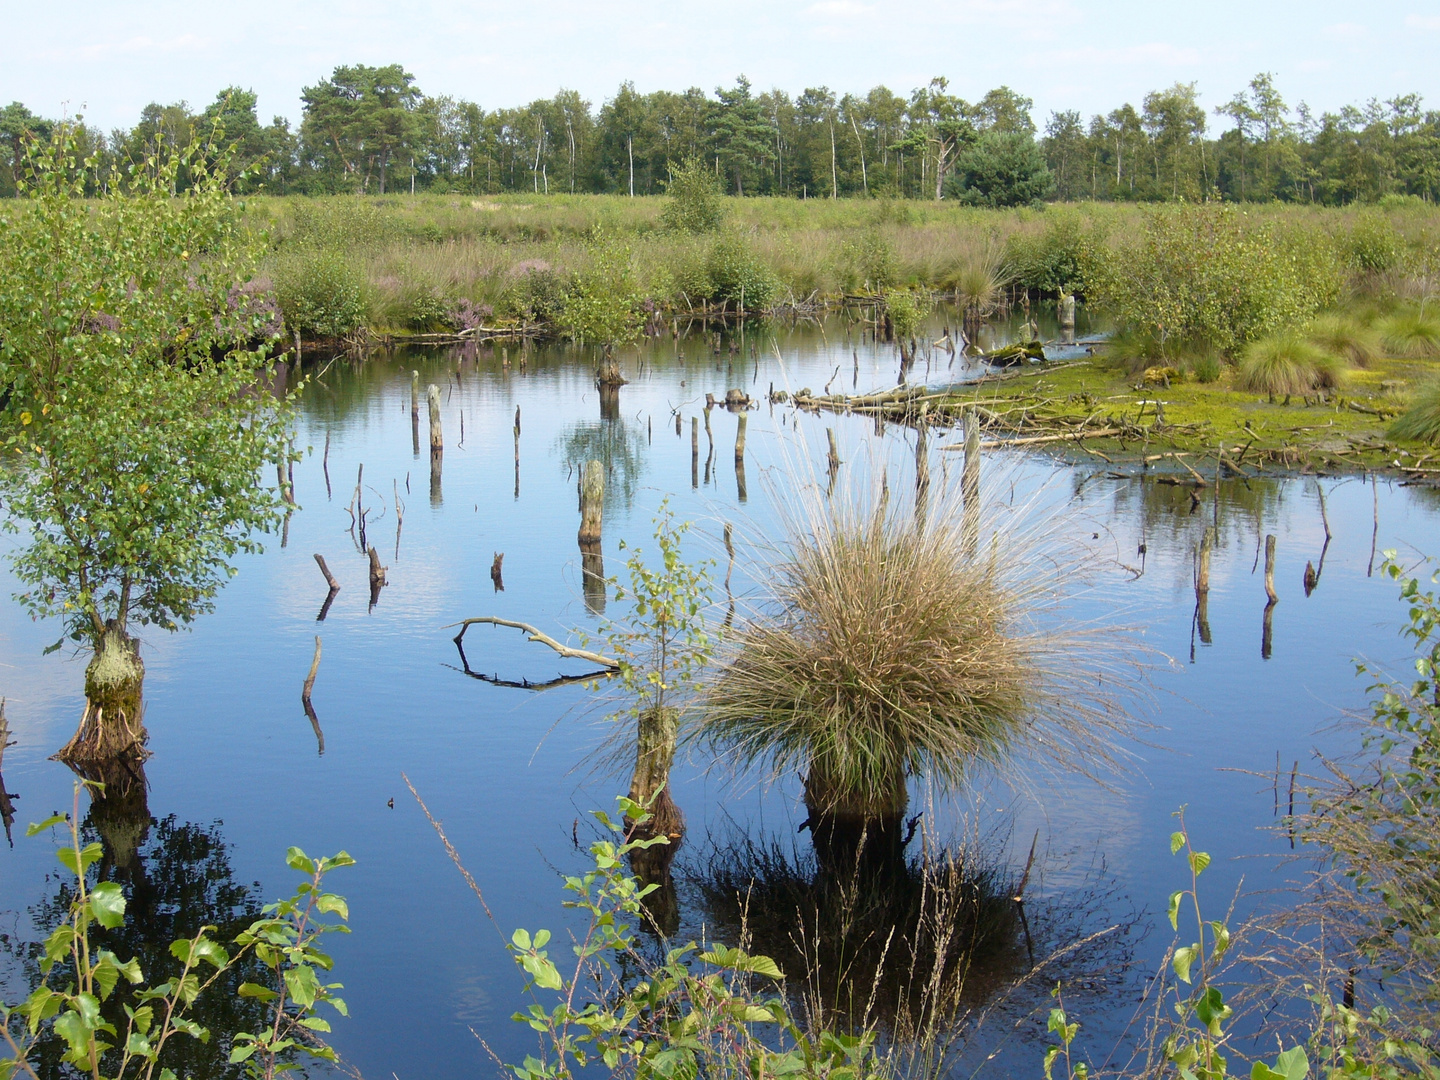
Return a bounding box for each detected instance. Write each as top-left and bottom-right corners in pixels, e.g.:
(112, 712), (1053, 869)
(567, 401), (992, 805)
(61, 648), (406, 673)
(445, 616), (620, 669)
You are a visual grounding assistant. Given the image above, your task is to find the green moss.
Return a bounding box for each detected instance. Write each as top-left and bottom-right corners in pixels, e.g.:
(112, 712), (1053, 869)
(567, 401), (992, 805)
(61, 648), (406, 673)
(932, 355), (1437, 472)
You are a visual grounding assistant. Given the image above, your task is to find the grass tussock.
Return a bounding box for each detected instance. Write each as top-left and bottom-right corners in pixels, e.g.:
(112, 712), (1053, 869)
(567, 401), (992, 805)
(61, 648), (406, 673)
(1389, 380), (1440, 443)
(1379, 309), (1440, 358)
(1238, 332), (1344, 396)
(1306, 313), (1382, 368)
(699, 469), (1135, 818)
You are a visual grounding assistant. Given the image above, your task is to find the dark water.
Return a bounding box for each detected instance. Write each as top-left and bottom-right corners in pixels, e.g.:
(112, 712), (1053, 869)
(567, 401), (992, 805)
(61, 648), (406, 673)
(1, 308), (1436, 1078)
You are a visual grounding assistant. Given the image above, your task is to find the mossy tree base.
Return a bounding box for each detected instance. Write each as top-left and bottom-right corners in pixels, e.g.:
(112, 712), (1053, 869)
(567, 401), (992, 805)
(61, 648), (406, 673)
(57, 630), (149, 765)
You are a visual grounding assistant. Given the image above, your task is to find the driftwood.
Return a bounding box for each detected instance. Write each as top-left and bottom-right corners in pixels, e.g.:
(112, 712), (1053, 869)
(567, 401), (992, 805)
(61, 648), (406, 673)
(447, 617), (620, 669)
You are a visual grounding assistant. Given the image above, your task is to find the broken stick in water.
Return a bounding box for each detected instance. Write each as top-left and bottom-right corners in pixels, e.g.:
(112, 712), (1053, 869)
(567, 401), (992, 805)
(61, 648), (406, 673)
(446, 617), (619, 668)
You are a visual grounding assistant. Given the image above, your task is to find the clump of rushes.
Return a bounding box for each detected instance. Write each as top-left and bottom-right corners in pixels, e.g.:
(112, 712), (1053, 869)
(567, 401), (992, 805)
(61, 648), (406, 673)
(1389, 381), (1440, 443)
(1238, 331), (1344, 396)
(1306, 313), (1382, 368)
(699, 475), (1134, 843)
(1379, 309), (1440, 358)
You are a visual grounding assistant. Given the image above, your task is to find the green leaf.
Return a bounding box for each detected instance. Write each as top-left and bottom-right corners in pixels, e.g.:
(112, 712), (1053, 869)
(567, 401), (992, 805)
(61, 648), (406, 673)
(1189, 850), (1211, 876)
(236, 982), (279, 1002)
(1172, 945), (1197, 984)
(1170, 832), (1186, 855)
(89, 881), (126, 929)
(284, 965), (321, 1008)
(286, 848), (316, 874)
(25, 814), (66, 837)
(1168, 890), (1183, 931)
(520, 954), (563, 991)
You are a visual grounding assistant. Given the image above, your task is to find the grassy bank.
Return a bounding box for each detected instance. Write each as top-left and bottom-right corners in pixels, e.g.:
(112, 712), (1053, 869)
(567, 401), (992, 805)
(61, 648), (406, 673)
(248, 193), (1440, 333)
(246, 192), (1440, 466)
(793, 353), (1436, 476)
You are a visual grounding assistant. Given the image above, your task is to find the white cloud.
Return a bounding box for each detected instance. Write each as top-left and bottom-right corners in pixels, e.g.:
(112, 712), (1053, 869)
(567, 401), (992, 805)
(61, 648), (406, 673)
(1046, 41), (1203, 67)
(62, 34), (209, 61)
(805, 0), (874, 15)
(1404, 13), (1440, 29)
(1320, 21), (1368, 41)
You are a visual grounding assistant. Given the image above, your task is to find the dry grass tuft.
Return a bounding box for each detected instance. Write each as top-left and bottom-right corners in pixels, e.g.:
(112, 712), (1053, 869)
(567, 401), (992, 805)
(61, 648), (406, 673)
(698, 469), (1137, 820)
(1238, 331), (1344, 396)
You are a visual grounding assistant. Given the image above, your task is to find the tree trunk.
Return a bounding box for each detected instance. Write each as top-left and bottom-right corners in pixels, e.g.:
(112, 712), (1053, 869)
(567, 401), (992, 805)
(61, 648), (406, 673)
(58, 628), (148, 764)
(628, 704), (683, 841)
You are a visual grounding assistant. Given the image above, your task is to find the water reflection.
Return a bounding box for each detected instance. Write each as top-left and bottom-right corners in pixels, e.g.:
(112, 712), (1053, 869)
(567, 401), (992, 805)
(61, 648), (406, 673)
(7, 794), (274, 1080)
(675, 822), (1141, 1047)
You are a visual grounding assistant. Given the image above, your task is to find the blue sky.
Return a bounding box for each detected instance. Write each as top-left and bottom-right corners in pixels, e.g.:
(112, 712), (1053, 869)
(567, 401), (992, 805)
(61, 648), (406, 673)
(7, 0), (1440, 132)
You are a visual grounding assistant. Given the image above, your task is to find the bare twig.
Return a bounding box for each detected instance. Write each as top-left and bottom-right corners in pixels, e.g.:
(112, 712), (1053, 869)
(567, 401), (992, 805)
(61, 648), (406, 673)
(445, 617), (619, 669)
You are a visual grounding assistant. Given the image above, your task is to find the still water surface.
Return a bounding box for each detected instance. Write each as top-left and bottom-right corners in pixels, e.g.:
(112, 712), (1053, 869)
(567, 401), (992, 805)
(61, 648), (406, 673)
(1, 310), (1437, 1078)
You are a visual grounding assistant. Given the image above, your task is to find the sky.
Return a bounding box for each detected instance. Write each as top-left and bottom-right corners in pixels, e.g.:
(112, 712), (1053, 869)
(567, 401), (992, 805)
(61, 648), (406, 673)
(6, 0), (1440, 133)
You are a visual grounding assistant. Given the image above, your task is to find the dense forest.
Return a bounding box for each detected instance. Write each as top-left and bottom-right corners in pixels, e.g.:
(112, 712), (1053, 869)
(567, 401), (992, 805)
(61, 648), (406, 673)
(2, 66), (1438, 205)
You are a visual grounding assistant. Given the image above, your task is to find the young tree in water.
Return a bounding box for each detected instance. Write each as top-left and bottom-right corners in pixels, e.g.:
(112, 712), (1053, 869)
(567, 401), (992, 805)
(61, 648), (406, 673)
(0, 121), (293, 763)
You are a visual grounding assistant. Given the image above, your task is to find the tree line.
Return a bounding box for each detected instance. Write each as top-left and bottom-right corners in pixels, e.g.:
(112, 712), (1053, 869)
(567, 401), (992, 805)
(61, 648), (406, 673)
(3, 67), (1438, 205)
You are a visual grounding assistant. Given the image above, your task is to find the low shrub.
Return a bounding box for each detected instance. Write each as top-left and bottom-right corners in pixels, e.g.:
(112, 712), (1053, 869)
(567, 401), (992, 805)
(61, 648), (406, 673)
(836, 231), (898, 293)
(502, 262), (567, 323)
(1389, 381), (1440, 443)
(1099, 204), (1342, 359)
(704, 235), (778, 310)
(1004, 211), (1107, 299)
(272, 249), (367, 338)
(660, 156), (726, 234)
(1238, 331), (1343, 396)
(1342, 212), (1406, 275)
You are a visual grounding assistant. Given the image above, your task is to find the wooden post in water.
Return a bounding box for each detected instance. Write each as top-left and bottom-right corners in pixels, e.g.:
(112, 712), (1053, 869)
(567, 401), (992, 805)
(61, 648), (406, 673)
(961, 405), (981, 555)
(579, 460), (606, 615)
(411, 371), (420, 456)
(734, 413), (748, 503)
(1263, 533), (1278, 659)
(915, 405), (930, 521)
(514, 406), (521, 500)
(1196, 527), (1215, 645)
(427, 384), (443, 504)
(579, 460), (605, 544)
(691, 417), (699, 489)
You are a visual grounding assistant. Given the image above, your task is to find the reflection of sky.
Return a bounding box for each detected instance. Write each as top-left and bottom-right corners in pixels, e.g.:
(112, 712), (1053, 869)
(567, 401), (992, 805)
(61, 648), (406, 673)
(0, 308), (1437, 1077)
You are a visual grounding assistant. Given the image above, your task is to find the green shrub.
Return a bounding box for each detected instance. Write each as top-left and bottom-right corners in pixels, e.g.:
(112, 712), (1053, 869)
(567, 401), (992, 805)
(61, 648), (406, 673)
(945, 132), (1054, 208)
(502, 262), (567, 323)
(705, 235), (778, 309)
(1342, 212), (1405, 274)
(883, 287), (933, 342)
(272, 249), (368, 338)
(557, 234), (644, 346)
(660, 156), (726, 234)
(1098, 204), (1341, 359)
(1004, 211), (1107, 299)
(1187, 350), (1224, 384)
(284, 198), (393, 250)
(1238, 331), (1343, 396)
(1379, 309), (1440, 358)
(837, 231), (898, 293)
(1389, 381), (1440, 443)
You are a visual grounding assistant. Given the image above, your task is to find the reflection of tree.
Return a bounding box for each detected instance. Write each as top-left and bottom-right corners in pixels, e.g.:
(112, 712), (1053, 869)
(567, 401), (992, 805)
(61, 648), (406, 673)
(674, 824), (1141, 1054)
(10, 806), (273, 1080)
(556, 421), (648, 512)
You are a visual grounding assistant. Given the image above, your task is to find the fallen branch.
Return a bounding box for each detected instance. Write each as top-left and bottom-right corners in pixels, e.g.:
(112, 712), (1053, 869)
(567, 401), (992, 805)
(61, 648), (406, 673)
(446, 617), (620, 669)
(948, 427), (1121, 450)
